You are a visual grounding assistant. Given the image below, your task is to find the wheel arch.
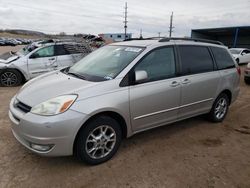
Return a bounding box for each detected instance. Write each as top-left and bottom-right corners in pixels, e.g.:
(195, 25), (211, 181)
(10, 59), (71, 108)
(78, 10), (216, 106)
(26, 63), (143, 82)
(219, 89), (232, 105)
(73, 111), (128, 154)
(0, 68), (27, 83)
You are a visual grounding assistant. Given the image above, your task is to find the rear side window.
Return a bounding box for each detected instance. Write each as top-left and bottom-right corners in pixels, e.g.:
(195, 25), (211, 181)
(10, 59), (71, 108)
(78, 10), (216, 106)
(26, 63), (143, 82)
(211, 47), (235, 70)
(55, 45), (70, 56)
(179, 46), (214, 75)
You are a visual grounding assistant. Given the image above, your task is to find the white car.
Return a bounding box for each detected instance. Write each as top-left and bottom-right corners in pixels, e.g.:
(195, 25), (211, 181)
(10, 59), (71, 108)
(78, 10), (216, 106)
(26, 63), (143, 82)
(229, 48), (250, 64)
(0, 41), (91, 87)
(244, 63), (250, 84)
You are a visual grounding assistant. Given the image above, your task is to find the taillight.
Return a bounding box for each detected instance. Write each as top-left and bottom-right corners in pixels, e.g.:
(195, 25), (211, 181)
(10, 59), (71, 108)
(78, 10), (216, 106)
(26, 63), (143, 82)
(236, 67), (241, 76)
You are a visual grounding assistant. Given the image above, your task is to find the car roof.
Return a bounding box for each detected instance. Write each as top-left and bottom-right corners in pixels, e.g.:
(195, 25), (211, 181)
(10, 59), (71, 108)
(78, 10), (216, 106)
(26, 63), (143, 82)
(112, 40), (159, 47)
(111, 38), (225, 48)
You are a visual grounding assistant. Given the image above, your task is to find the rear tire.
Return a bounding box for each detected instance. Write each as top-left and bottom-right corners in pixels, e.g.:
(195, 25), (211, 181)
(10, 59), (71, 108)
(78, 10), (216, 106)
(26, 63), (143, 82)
(244, 77), (250, 85)
(207, 93), (229, 122)
(75, 116), (122, 165)
(0, 69), (23, 87)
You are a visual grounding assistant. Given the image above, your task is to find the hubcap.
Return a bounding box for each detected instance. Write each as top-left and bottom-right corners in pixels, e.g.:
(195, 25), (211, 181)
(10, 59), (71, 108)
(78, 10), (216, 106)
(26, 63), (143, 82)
(215, 98), (227, 119)
(1, 72), (18, 86)
(85, 125), (116, 159)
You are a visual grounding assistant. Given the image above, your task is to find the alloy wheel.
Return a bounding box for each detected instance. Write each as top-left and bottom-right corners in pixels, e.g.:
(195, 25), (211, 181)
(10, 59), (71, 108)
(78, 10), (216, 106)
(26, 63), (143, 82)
(214, 98), (227, 120)
(0, 72), (18, 86)
(85, 125), (116, 159)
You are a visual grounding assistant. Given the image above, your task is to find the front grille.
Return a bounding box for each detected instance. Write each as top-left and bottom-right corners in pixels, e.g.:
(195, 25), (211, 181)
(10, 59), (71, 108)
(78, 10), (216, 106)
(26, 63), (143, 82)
(16, 101), (31, 113)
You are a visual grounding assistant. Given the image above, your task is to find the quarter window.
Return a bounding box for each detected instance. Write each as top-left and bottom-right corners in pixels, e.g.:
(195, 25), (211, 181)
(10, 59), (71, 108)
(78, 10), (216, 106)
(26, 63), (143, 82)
(179, 46), (214, 75)
(134, 47), (176, 82)
(211, 47), (235, 70)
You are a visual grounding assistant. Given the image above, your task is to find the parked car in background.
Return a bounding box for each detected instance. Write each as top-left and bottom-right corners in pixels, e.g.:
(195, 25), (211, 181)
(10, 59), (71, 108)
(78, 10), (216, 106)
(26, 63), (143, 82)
(0, 38), (5, 46)
(4, 39), (17, 46)
(9, 38), (240, 165)
(229, 48), (250, 64)
(0, 40), (92, 86)
(244, 63), (250, 84)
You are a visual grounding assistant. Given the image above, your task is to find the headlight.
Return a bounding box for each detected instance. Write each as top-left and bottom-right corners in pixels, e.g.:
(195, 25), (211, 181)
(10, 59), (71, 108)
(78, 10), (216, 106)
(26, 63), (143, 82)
(31, 95), (77, 116)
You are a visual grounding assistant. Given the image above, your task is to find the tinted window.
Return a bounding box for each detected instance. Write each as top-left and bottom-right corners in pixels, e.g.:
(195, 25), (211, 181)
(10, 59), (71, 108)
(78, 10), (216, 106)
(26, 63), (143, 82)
(179, 46), (214, 75)
(33, 46), (54, 58)
(134, 47), (176, 82)
(242, 50), (250, 55)
(211, 47), (235, 70)
(55, 45), (69, 56)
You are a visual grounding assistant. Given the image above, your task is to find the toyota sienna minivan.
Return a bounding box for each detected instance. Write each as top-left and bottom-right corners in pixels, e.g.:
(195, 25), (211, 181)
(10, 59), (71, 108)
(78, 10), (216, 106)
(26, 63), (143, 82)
(9, 38), (240, 165)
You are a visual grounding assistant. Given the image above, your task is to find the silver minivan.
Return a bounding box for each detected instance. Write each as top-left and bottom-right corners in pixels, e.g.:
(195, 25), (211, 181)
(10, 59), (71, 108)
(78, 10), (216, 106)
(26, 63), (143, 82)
(9, 38), (240, 165)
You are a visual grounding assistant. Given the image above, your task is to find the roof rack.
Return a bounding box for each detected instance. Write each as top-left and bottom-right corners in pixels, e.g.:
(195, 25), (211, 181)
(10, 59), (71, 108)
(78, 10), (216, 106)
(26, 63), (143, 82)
(124, 37), (164, 41)
(158, 37), (224, 45)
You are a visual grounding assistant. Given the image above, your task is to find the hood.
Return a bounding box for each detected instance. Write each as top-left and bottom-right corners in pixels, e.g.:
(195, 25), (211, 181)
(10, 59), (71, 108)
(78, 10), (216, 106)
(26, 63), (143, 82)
(0, 52), (19, 64)
(232, 54), (239, 59)
(16, 71), (99, 107)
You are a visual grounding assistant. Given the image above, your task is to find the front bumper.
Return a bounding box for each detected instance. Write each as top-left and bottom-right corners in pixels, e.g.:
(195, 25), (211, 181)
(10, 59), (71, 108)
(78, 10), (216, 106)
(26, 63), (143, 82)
(9, 97), (89, 156)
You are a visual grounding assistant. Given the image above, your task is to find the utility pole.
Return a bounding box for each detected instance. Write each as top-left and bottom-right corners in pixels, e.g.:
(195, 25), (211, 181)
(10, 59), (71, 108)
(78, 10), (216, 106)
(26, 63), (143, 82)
(124, 2), (128, 40)
(169, 11), (174, 37)
(140, 29), (143, 39)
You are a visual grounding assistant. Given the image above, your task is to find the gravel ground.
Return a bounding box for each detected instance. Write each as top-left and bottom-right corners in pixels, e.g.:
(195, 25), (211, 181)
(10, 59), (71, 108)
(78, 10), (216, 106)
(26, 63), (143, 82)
(0, 46), (250, 188)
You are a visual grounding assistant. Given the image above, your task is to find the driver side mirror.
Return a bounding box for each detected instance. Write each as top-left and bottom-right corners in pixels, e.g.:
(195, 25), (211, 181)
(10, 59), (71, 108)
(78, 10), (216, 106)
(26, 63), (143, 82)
(29, 53), (39, 59)
(135, 70), (148, 84)
(241, 52), (247, 56)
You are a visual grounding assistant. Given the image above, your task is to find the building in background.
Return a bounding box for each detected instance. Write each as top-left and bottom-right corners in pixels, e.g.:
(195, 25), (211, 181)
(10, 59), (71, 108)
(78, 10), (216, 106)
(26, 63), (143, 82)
(98, 33), (132, 43)
(191, 26), (250, 48)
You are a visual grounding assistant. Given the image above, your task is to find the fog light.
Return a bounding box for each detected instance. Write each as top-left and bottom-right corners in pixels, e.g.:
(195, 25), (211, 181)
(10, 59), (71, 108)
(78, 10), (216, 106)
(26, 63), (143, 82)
(30, 143), (53, 152)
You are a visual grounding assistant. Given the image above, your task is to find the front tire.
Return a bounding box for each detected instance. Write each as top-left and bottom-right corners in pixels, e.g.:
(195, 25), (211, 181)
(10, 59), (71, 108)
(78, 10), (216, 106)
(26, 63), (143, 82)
(236, 58), (239, 65)
(208, 93), (229, 122)
(0, 69), (23, 87)
(75, 116), (122, 165)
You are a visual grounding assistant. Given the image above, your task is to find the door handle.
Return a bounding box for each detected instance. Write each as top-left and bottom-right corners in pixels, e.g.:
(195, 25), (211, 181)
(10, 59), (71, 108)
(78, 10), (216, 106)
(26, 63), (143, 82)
(170, 81), (180, 87)
(182, 79), (191, 84)
(49, 57), (56, 61)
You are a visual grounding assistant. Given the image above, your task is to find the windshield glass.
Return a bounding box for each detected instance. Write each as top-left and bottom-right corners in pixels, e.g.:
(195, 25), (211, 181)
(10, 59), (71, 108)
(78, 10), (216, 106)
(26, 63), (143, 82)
(229, 49), (241, 55)
(17, 44), (37, 56)
(67, 45), (144, 81)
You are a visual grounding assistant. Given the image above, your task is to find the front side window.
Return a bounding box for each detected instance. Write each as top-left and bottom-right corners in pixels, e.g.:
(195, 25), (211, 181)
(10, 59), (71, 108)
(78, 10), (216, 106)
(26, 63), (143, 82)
(134, 47), (176, 82)
(179, 46), (214, 75)
(211, 47), (235, 70)
(33, 46), (54, 58)
(67, 45), (143, 81)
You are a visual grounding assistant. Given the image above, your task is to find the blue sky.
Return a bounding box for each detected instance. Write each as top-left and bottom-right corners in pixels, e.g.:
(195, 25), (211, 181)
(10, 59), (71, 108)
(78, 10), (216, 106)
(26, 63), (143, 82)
(0, 0), (250, 37)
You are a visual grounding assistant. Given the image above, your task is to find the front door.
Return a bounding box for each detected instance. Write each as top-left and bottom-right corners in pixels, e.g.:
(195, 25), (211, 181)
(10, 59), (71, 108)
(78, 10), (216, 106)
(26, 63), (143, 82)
(28, 45), (58, 78)
(129, 46), (181, 132)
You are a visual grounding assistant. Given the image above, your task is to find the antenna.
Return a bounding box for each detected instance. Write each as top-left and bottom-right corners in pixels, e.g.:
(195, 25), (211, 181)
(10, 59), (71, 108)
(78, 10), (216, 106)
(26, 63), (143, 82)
(169, 12), (174, 37)
(124, 2), (128, 40)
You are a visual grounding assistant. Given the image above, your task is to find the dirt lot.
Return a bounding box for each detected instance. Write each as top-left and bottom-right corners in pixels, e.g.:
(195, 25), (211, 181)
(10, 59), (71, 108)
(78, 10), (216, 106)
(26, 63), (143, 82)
(0, 46), (250, 188)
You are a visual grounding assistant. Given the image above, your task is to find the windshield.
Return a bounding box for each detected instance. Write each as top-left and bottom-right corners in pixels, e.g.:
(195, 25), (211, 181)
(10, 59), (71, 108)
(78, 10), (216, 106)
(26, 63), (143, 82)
(229, 49), (241, 55)
(67, 45), (144, 81)
(17, 44), (38, 56)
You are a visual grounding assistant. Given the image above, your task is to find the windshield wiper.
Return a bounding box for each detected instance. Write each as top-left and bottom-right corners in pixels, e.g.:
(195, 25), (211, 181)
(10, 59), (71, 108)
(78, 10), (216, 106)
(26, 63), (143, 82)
(67, 71), (86, 80)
